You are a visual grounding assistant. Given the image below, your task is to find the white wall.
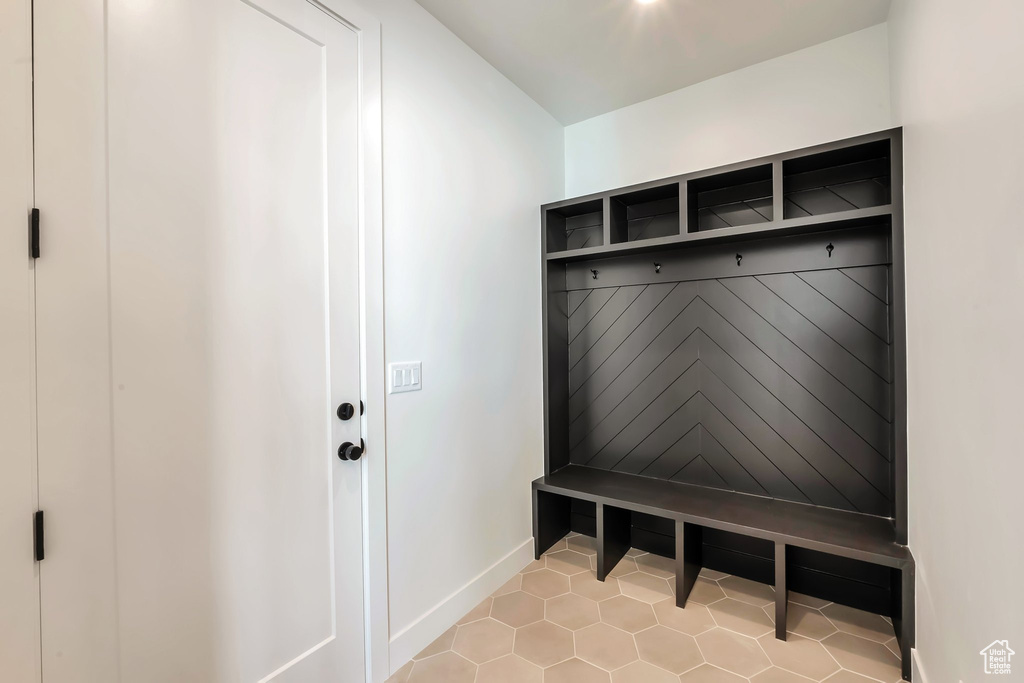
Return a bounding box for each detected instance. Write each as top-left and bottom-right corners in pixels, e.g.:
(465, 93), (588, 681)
(564, 24), (892, 197)
(361, 0), (565, 670)
(888, 2), (1024, 681)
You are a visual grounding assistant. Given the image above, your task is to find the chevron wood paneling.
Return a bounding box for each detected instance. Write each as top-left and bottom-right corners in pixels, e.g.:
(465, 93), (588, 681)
(566, 266), (893, 517)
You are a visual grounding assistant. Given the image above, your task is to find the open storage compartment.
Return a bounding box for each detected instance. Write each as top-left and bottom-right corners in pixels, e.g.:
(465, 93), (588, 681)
(609, 182), (681, 244)
(784, 139), (891, 218)
(687, 164), (773, 232)
(546, 199), (604, 253)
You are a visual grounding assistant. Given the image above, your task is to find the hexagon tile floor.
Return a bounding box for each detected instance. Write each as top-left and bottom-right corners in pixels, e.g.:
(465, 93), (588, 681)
(387, 533), (903, 683)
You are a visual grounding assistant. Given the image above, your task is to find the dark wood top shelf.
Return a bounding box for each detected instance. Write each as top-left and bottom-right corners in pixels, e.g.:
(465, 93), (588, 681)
(546, 204), (892, 262)
(534, 465), (912, 568)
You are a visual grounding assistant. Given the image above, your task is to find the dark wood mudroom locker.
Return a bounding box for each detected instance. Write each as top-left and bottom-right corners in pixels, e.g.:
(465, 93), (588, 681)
(533, 129), (915, 679)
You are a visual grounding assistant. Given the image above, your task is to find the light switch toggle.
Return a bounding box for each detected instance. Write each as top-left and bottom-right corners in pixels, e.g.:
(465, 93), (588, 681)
(388, 361), (422, 394)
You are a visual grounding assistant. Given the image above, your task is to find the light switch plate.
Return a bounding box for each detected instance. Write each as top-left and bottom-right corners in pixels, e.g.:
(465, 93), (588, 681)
(388, 361), (421, 394)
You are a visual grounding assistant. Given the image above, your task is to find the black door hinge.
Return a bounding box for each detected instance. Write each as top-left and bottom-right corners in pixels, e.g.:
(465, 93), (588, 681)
(30, 208), (40, 259)
(34, 510), (44, 562)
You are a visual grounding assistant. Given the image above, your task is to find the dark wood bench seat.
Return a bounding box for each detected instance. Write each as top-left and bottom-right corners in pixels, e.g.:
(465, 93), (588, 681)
(532, 465), (915, 681)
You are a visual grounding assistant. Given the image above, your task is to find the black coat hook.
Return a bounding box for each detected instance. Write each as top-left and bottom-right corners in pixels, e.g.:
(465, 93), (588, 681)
(826, 242), (834, 258)
(736, 253), (743, 267)
(654, 262), (661, 274)
(591, 269), (599, 280)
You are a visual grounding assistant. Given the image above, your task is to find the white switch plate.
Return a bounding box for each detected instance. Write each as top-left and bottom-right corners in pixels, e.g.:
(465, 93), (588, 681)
(388, 361), (422, 394)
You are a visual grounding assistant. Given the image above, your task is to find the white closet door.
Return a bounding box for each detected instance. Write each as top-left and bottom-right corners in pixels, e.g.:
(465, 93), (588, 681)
(0, 0), (41, 678)
(34, 0), (370, 680)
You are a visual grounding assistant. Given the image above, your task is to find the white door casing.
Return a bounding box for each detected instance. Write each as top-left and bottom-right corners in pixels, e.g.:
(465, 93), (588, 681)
(0, 0), (41, 679)
(32, 0), (387, 680)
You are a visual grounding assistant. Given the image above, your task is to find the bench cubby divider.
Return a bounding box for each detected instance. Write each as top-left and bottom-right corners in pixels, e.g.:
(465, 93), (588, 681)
(596, 504), (631, 581)
(674, 521), (703, 610)
(775, 543), (788, 641)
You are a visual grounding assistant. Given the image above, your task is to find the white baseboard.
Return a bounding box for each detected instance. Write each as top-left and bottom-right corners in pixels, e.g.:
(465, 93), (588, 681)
(911, 648), (927, 683)
(387, 538), (534, 676)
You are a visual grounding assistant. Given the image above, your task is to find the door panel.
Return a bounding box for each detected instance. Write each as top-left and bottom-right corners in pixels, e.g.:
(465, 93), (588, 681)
(106, 0), (364, 679)
(0, 0), (41, 679)
(35, 0), (366, 679)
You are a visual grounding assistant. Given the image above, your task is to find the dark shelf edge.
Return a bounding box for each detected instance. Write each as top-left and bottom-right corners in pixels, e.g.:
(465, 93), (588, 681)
(546, 204), (893, 262)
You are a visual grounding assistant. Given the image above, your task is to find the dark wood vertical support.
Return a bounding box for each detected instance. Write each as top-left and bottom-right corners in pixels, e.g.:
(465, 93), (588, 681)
(771, 159), (784, 222)
(597, 504), (631, 581)
(534, 488), (570, 560)
(678, 180), (689, 234)
(891, 563), (915, 681)
(775, 542), (788, 640)
(675, 521), (703, 608)
(889, 130), (909, 546)
(602, 196), (614, 247)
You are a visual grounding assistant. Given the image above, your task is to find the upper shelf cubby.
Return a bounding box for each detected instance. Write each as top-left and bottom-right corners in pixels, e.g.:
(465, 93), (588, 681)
(687, 164), (773, 232)
(784, 139), (891, 218)
(545, 198), (604, 253)
(542, 129), (900, 261)
(610, 183), (680, 244)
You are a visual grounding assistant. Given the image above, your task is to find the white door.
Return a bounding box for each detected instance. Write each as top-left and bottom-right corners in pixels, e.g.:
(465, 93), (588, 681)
(0, 0), (41, 680)
(34, 0), (372, 680)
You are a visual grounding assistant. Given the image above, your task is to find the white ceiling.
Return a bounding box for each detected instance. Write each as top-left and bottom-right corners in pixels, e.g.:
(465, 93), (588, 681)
(414, 0), (891, 124)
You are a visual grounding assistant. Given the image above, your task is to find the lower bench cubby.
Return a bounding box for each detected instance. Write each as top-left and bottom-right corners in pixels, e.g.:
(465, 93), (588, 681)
(533, 467), (916, 680)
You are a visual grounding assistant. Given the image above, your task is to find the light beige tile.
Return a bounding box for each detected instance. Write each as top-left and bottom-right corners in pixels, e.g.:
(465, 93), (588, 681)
(414, 625), (456, 660)
(571, 572), (622, 601)
(707, 598), (775, 638)
(521, 569), (570, 599)
(678, 664), (747, 682)
(634, 552), (675, 579)
(611, 660), (680, 683)
(491, 591), (544, 628)
(567, 535), (598, 556)
(750, 667), (815, 682)
(544, 658), (610, 683)
(822, 670), (878, 682)
(598, 595), (658, 633)
(493, 575), (523, 597)
(699, 568), (730, 581)
(575, 622), (639, 671)
(821, 603), (896, 644)
(821, 632), (902, 681)
(757, 632), (840, 680)
(687, 578), (727, 606)
(407, 652), (476, 683)
(542, 538), (568, 554)
(452, 618), (514, 664)
(546, 550), (593, 576)
(634, 624), (704, 674)
(696, 628), (771, 677)
(884, 636), (901, 658)
(719, 576), (775, 608)
(458, 597), (493, 625)
(546, 593), (600, 631)
(788, 592), (830, 610)
(386, 659), (415, 683)
(476, 654), (542, 683)
(608, 557), (639, 577)
(619, 571), (674, 604)
(653, 599), (717, 636)
(522, 559), (547, 573)
(786, 603), (838, 641)
(625, 548), (645, 558)
(514, 620), (574, 667)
